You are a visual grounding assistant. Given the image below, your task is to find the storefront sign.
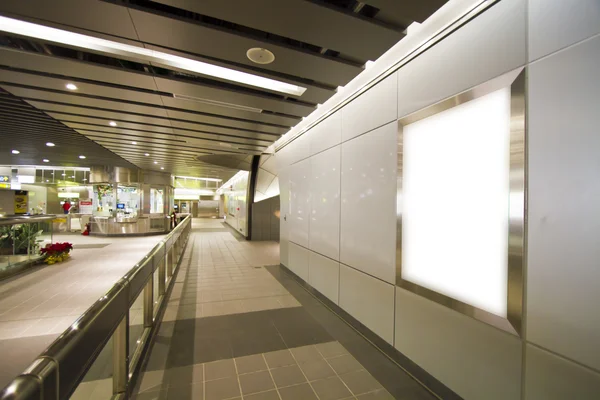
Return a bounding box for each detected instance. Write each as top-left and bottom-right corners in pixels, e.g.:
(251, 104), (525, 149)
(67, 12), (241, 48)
(79, 199), (93, 214)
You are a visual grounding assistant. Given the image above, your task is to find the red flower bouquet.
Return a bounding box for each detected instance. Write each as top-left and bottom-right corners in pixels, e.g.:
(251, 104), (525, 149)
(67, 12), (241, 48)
(40, 242), (73, 264)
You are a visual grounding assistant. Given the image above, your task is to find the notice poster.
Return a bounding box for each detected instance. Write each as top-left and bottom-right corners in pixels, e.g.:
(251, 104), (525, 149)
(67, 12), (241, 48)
(14, 190), (28, 214)
(79, 199), (93, 214)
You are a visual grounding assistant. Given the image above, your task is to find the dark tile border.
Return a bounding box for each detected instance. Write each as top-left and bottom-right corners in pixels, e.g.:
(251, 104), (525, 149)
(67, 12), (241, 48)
(267, 264), (463, 400)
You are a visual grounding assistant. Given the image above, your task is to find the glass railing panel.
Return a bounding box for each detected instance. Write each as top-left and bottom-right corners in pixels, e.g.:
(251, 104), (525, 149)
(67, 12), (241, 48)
(128, 290), (144, 360)
(69, 335), (113, 400)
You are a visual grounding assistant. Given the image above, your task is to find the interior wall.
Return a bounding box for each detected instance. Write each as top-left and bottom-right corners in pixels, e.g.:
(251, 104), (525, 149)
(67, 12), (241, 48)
(254, 154), (280, 202)
(0, 190), (14, 215)
(223, 171), (249, 236)
(250, 195), (280, 241)
(276, 0), (600, 399)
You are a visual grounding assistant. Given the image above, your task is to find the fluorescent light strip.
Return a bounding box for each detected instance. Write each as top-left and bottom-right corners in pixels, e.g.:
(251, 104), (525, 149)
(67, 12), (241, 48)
(0, 16), (307, 97)
(175, 175), (222, 182)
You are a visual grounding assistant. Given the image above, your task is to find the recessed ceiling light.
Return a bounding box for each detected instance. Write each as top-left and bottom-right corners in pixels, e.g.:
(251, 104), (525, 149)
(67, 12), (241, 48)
(131, 141), (137, 145)
(61, 173), (66, 176)
(79, 155), (86, 159)
(154, 161), (158, 164)
(109, 121), (117, 127)
(46, 179), (49, 182)
(246, 48), (275, 65)
(0, 16), (306, 96)
(11, 149), (19, 154)
(65, 83), (78, 90)
(43, 159), (49, 162)
(46, 142), (55, 147)
(160, 167), (165, 170)
(144, 153), (149, 156)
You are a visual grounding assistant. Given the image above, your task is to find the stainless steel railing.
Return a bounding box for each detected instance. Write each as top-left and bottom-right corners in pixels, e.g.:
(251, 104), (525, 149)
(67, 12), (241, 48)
(0, 215), (192, 400)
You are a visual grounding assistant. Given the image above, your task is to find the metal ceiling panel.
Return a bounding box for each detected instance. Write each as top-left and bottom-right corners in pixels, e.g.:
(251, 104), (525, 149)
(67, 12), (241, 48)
(0, 70), (164, 105)
(128, 9), (362, 87)
(73, 127), (272, 149)
(154, 78), (314, 117)
(361, 0), (449, 24)
(154, 0), (403, 62)
(0, 48), (158, 91)
(3, 86), (170, 118)
(26, 100), (288, 134)
(0, 88), (135, 169)
(0, 0), (139, 39)
(162, 100), (298, 127)
(54, 116), (176, 135)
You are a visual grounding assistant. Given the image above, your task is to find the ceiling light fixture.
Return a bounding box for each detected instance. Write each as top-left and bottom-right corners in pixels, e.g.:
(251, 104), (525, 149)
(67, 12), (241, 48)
(65, 83), (78, 90)
(173, 94), (263, 113)
(11, 149), (19, 154)
(109, 121), (117, 127)
(131, 141), (137, 145)
(43, 159), (49, 162)
(154, 161), (158, 164)
(79, 155), (86, 159)
(246, 48), (275, 65)
(46, 142), (55, 147)
(160, 167), (165, 170)
(144, 153), (149, 156)
(0, 16), (306, 96)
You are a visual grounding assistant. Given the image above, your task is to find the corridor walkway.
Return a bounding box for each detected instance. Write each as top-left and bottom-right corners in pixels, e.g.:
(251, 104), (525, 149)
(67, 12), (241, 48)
(132, 219), (434, 400)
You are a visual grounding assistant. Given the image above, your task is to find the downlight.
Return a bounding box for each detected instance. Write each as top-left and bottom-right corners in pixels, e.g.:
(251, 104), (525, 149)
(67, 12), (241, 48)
(246, 48), (275, 65)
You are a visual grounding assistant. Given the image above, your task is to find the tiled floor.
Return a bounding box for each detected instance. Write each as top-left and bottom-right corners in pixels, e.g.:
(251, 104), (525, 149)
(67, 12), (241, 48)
(126, 219), (433, 400)
(0, 232), (165, 388)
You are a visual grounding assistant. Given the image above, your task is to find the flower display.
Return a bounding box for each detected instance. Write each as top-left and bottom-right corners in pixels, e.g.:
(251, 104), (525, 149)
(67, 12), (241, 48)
(40, 242), (73, 264)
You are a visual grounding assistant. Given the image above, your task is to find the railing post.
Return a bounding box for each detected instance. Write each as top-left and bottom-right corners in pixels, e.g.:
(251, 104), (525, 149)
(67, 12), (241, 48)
(166, 246), (173, 278)
(143, 278), (153, 327)
(113, 316), (128, 396)
(158, 257), (166, 296)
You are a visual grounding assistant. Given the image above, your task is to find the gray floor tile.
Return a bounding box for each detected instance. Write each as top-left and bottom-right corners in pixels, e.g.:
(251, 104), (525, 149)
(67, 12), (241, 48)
(132, 389), (168, 400)
(356, 389), (395, 399)
(166, 364), (203, 386)
(311, 376), (353, 400)
(238, 370), (275, 395)
(270, 365), (307, 388)
(339, 370), (382, 395)
(278, 383), (318, 400)
(235, 354), (268, 374)
(205, 359), (236, 381)
(290, 345), (323, 364)
(327, 354), (364, 375)
(316, 341), (349, 359)
(299, 359), (337, 381)
(166, 382), (203, 400)
(244, 389), (280, 400)
(204, 376), (240, 400)
(264, 349), (296, 368)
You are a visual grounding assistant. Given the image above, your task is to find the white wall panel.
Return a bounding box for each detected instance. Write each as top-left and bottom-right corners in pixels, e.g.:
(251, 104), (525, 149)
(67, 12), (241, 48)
(529, 0), (600, 62)
(395, 288), (522, 400)
(288, 159), (311, 247)
(288, 242), (309, 282)
(341, 73), (397, 142)
(340, 122), (396, 283)
(261, 154), (279, 175)
(309, 146), (341, 260)
(339, 264), (394, 344)
(279, 167), (290, 267)
(287, 128), (311, 165)
(524, 344), (600, 400)
(309, 111), (342, 156)
(396, 0), (526, 120)
(309, 252), (339, 305)
(527, 35), (600, 371)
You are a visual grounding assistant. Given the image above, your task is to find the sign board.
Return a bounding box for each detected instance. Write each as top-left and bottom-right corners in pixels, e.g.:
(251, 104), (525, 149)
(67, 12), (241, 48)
(79, 199), (93, 214)
(0, 175), (9, 183)
(14, 190), (28, 214)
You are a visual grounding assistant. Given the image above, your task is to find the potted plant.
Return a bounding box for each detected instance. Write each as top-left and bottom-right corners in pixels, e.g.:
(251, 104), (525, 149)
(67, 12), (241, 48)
(40, 242), (73, 264)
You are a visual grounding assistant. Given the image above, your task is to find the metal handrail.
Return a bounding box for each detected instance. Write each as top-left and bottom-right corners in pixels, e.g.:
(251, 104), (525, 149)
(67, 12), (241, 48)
(0, 216), (192, 400)
(0, 215), (57, 226)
